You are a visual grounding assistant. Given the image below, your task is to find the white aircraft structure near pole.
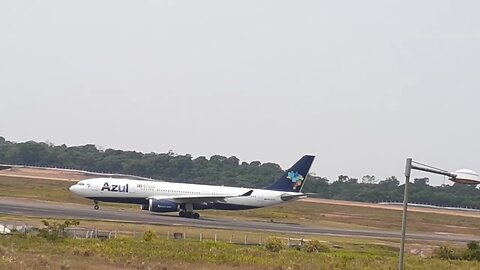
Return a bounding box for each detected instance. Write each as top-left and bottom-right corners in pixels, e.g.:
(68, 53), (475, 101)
(69, 155), (315, 219)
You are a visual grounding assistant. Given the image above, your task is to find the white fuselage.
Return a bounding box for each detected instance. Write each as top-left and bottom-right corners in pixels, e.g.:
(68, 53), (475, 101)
(69, 177), (302, 210)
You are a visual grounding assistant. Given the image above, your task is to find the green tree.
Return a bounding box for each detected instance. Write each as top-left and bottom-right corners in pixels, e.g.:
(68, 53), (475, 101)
(361, 175), (377, 184)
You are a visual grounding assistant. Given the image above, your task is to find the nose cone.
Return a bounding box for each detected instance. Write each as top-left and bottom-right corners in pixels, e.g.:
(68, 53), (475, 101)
(69, 184), (78, 193)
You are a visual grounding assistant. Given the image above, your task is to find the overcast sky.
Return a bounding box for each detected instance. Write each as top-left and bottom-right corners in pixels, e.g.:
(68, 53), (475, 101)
(1, 1), (479, 185)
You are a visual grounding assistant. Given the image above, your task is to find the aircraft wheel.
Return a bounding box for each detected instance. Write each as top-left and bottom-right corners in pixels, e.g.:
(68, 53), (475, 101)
(193, 213), (200, 219)
(94, 204), (99, 210)
(179, 211), (186, 217)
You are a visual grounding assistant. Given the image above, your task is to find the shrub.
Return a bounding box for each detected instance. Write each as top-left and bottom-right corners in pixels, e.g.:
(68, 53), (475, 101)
(435, 241), (480, 261)
(37, 219), (80, 241)
(143, 230), (157, 242)
(265, 237), (285, 252)
(303, 240), (330, 253)
(467, 241), (480, 251)
(464, 241), (480, 261)
(434, 246), (461, 260)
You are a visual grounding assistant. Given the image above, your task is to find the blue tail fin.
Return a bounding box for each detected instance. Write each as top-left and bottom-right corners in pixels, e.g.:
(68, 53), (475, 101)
(264, 155), (315, 192)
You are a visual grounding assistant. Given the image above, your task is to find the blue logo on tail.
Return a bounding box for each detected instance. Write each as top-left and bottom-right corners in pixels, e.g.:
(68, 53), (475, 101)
(287, 171), (304, 190)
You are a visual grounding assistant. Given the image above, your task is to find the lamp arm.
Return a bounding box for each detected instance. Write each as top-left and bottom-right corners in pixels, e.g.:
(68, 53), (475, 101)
(410, 164), (456, 179)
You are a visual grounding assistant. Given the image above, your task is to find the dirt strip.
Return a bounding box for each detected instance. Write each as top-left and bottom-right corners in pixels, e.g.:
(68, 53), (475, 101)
(0, 167), (89, 181)
(301, 198), (480, 218)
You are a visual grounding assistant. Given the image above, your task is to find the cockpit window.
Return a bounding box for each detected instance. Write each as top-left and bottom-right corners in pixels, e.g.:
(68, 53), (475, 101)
(78, 183), (85, 186)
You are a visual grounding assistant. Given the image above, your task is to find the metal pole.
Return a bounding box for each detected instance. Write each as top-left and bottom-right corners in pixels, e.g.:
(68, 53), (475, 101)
(399, 158), (412, 270)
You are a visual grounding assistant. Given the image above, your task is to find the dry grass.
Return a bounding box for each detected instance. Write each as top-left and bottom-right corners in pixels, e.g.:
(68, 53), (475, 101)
(1, 233), (480, 270)
(0, 175), (135, 208)
(204, 201), (480, 236)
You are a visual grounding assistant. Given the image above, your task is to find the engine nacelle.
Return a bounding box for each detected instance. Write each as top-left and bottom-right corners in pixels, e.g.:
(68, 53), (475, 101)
(148, 199), (179, 212)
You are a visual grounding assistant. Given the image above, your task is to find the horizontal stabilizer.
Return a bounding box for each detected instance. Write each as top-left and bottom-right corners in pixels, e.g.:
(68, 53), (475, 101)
(0, 165), (12, 171)
(280, 193), (307, 201)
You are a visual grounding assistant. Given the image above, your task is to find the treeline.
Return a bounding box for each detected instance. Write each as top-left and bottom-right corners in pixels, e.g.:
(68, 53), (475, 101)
(1, 137), (480, 208)
(305, 175), (480, 209)
(0, 137), (284, 188)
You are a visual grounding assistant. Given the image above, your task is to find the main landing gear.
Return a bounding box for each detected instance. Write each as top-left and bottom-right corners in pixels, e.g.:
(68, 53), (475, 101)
(179, 211), (200, 219)
(179, 203), (200, 219)
(93, 200), (99, 210)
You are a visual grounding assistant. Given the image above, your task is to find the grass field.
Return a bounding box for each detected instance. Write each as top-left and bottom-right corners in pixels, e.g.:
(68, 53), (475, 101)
(0, 215), (404, 249)
(0, 175), (88, 204)
(209, 201), (480, 236)
(1, 233), (480, 270)
(3, 174), (480, 269)
(0, 175), (134, 208)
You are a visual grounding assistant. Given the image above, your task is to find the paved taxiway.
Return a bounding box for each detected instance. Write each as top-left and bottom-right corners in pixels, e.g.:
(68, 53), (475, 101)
(0, 197), (478, 243)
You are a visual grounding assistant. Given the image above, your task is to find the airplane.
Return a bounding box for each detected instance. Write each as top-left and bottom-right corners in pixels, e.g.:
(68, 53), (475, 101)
(69, 155), (315, 219)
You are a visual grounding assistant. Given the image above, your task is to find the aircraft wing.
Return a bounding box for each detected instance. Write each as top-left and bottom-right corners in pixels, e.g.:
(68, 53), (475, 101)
(147, 190), (253, 204)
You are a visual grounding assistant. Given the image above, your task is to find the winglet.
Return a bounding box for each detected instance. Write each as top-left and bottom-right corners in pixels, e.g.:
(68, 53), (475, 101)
(241, 190), (253, 197)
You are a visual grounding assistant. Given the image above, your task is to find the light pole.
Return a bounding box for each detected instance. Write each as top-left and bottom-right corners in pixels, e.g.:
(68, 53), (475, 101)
(398, 158), (480, 270)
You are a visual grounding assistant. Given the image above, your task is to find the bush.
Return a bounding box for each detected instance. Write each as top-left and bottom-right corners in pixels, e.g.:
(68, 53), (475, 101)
(467, 241), (480, 251)
(303, 240), (330, 253)
(435, 241), (480, 261)
(434, 246), (461, 260)
(39, 220), (80, 241)
(265, 237), (285, 253)
(143, 230), (157, 242)
(464, 241), (480, 261)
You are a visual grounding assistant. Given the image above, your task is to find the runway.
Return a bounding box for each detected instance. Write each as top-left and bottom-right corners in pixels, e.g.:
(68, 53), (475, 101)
(0, 197), (477, 243)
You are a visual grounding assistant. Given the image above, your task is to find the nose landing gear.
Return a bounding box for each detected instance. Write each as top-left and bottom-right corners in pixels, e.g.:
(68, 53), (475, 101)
(93, 200), (99, 210)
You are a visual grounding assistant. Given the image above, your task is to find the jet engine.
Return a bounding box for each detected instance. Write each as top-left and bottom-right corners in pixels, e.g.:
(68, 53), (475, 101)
(148, 199), (179, 212)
